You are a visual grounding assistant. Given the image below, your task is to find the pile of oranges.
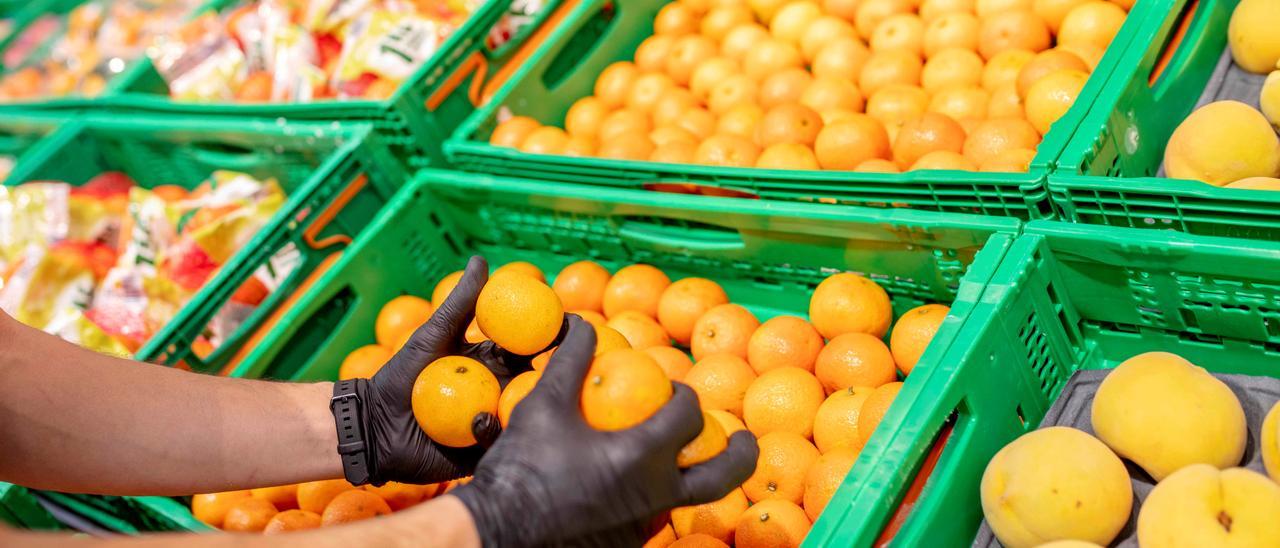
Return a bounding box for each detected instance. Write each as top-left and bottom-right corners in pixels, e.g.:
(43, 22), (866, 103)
(489, 0), (1131, 173)
(191, 478), (468, 533)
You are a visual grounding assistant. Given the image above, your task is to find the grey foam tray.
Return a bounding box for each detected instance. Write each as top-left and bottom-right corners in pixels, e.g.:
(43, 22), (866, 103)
(972, 368), (1280, 547)
(1156, 50), (1269, 178)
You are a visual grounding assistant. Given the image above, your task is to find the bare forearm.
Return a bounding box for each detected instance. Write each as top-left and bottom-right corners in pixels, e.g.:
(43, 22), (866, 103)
(0, 314), (342, 495)
(0, 496), (481, 548)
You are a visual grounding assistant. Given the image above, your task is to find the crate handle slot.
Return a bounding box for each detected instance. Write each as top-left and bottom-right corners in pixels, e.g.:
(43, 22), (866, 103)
(616, 217), (746, 252)
(1147, 0), (1205, 90)
(480, 0), (584, 104)
(185, 141), (273, 171)
(303, 173), (369, 250)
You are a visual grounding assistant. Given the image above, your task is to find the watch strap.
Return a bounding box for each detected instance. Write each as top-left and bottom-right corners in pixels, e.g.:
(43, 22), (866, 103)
(331, 379), (376, 485)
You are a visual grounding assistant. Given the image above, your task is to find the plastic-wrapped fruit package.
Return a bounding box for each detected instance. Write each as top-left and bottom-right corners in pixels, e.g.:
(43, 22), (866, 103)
(0, 171), (287, 357)
(149, 0), (472, 103)
(0, 0), (206, 101)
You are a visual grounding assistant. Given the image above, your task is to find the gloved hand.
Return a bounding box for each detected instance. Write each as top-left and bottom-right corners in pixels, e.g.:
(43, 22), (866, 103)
(452, 315), (759, 547)
(359, 255), (559, 485)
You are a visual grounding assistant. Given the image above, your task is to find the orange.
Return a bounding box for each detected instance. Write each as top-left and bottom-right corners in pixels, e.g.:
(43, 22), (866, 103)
(320, 490), (392, 526)
(983, 48), (1036, 90)
(976, 0), (1033, 17)
(870, 13), (925, 56)
(822, 107), (862, 124)
(223, 498), (279, 532)
(599, 109), (653, 142)
(1057, 1), (1126, 51)
(803, 447), (860, 521)
(553, 260), (611, 313)
(192, 491), (253, 528)
(519, 126), (571, 154)
(889, 303), (949, 375)
(758, 103), (824, 147)
(695, 134), (762, 166)
(858, 49), (923, 96)
(580, 349), (674, 430)
(678, 410), (730, 467)
(987, 83), (1025, 118)
(691, 57), (741, 103)
(652, 143), (697, 163)
(801, 16), (858, 63)
(250, 485), (298, 511)
(1033, 0), (1090, 32)
(431, 270), (464, 307)
(671, 488), (750, 543)
(412, 356), (501, 447)
(809, 272), (894, 339)
(364, 482), (430, 511)
(866, 84), (931, 133)
(856, 158), (903, 172)
(707, 75), (758, 115)
(978, 10), (1050, 60)
(595, 62), (640, 108)
(599, 135), (657, 160)
(923, 12), (980, 57)
(627, 74), (675, 115)
(963, 117), (1042, 165)
(677, 107), (719, 139)
(749, 0), (791, 22)
(151, 184), (189, 202)
(466, 318), (488, 343)
(707, 408), (748, 434)
(1109, 0), (1133, 7)
(691, 303), (761, 360)
(743, 431), (821, 505)
(476, 271), (564, 355)
(595, 325), (634, 356)
(812, 39), (871, 83)
(735, 499), (812, 548)
(1057, 41), (1104, 69)
(645, 346), (695, 380)
(667, 35), (719, 86)
(717, 103), (765, 140)
(681, 0), (711, 15)
(1024, 68), (1088, 134)
(742, 39), (804, 81)
(635, 35), (677, 72)
(655, 2), (701, 35)
(263, 509), (322, 534)
(815, 114), (892, 170)
(296, 480), (355, 514)
(645, 523), (679, 548)
(921, 0), (976, 20)
(927, 85), (990, 122)
(1016, 48), (1088, 98)
(339, 344), (393, 380)
(979, 147), (1037, 171)
(743, 367), (826, 438)
(921, 48), (984, 92)
(497, 370), (541, 427)
(855, 0), (913, 39)
(759, 68), (814, 110)
(531, 348), (555, 371)
(892, 112), (967, 167)
(602, 263), (671, 319)
(574, 309), (610, 329)
(568, 96), (611, 140)
(670, 533), (730, 547)
(702, 5), (754, 41)
(823, 0), (862, 21)
(654, 88), (700, 128)
(857, 381), (903, 445)
(652, 126), (700, 148)
(769, 1), (823, 43)
(812, 386), (875, 453)
(757, 143), (820, 169)
(814, 333), (897, 393)
(490, 116), (541, 147)
(376, 295), (433, 350)
(657, 278), (729, 345)
(494, 261), (547, 282)
(721, 24), (770, 61)
(800, 76), (864, 114)
(608, 310), (672, 349)
(911, 150), (976, 170)
(746, 315), (824, 374)
(684, 353), (758, 417)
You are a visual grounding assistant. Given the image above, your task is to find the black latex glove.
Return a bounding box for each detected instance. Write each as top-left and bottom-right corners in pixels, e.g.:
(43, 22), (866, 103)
(360, 255), (558, 485)
(453, 315), (759, 547)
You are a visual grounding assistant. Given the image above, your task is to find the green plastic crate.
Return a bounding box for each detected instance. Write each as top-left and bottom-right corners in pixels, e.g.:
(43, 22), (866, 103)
(1050, 0), (1280, 241)
(0, 112), (63, 169)
(443, 0), (1148, 219)
(0, 483), (61, 530)
(122, 167), (1017, 533)
(4, 115), (400, 372)
(808, 220), (1280, 547)
(99, 0), (565, 169)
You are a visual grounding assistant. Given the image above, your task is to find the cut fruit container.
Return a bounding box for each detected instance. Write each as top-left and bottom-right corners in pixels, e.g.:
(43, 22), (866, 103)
(808, 220), (1280, 546)
(118, 167), (1019, 533)
(445, 0), (1153, 219)
(1051, 0), (1280, 242)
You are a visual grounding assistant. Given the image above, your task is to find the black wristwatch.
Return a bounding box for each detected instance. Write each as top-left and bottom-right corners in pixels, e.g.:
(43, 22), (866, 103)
(330, 379), (379, 486)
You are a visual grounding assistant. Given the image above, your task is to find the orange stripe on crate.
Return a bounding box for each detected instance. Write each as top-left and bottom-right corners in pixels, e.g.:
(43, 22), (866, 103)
(480, 0), (582, 105)
(426, 51), (489, 111)
(875, 421), (954, 546)
(303, 173), (367, 250)
(1150, 0), (1199, 86)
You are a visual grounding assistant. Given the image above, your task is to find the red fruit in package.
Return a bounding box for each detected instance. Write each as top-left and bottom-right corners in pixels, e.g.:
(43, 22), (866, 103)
(73, 171), (136, 199)
(162, 239), (218, 291)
